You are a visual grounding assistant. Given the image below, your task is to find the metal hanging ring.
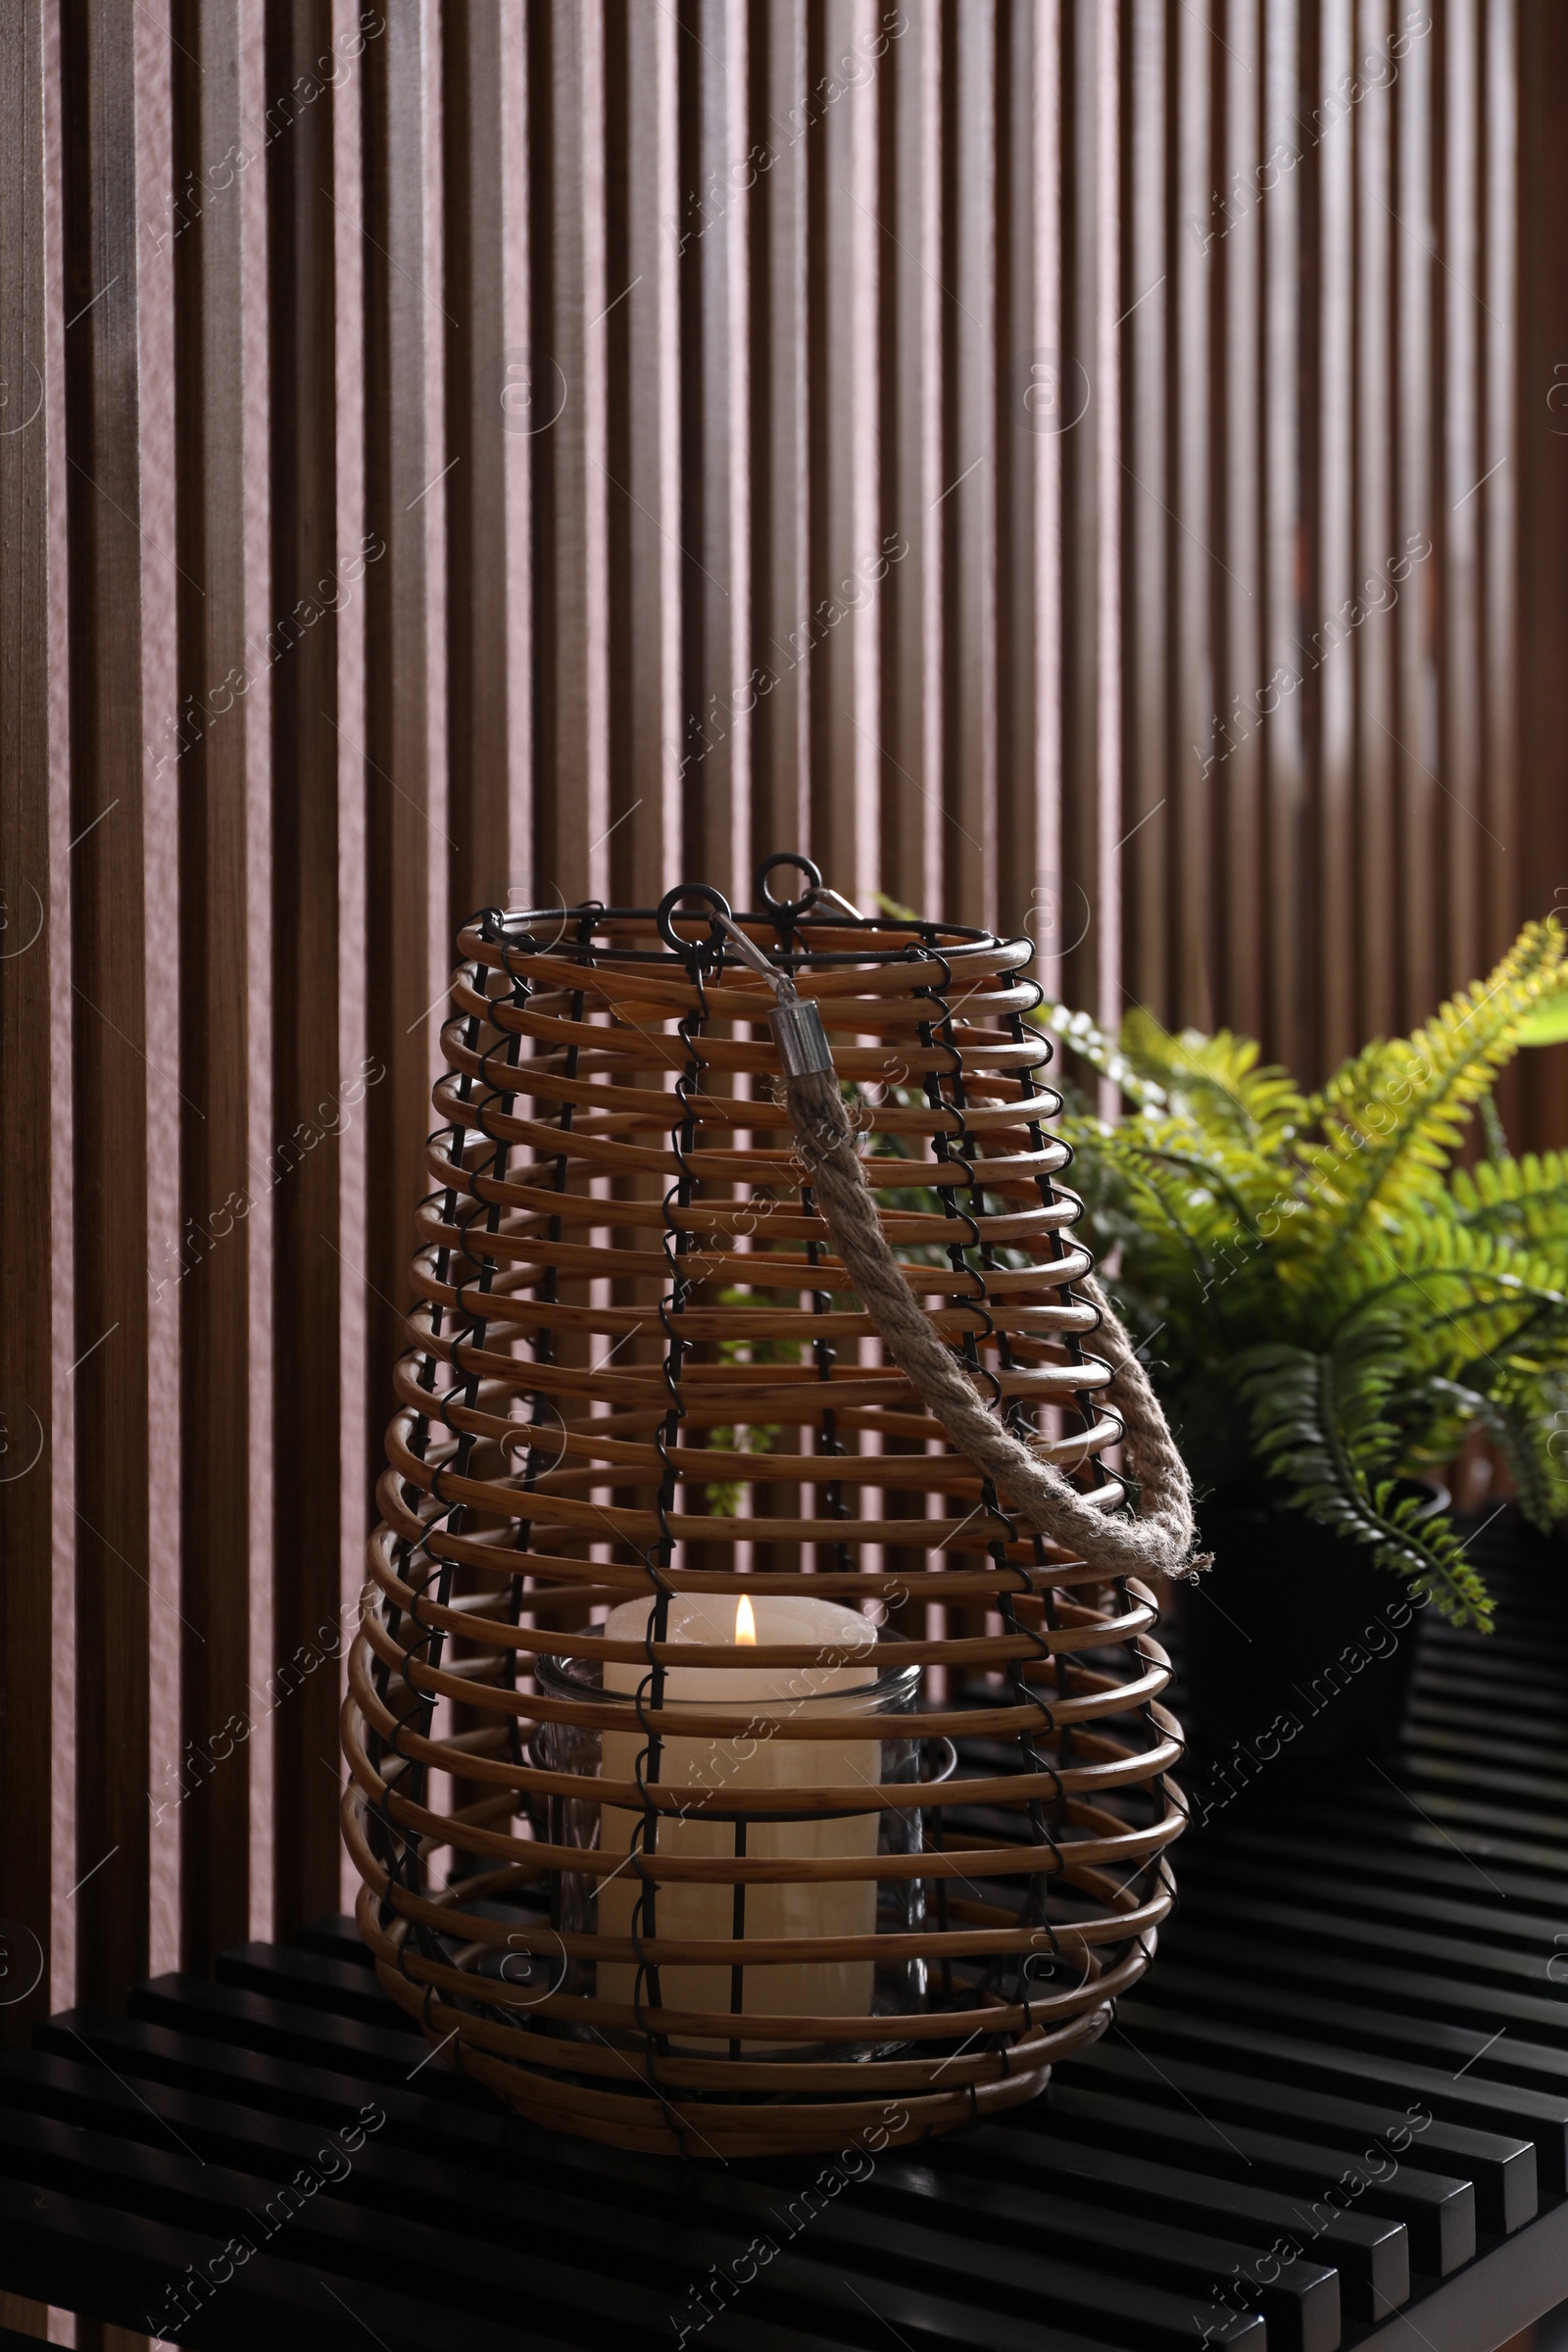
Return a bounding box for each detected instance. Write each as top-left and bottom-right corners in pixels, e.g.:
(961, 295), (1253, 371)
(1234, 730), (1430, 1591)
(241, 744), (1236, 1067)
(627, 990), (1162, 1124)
(755, 851), (823, 918)
(656, 882), (732, 955)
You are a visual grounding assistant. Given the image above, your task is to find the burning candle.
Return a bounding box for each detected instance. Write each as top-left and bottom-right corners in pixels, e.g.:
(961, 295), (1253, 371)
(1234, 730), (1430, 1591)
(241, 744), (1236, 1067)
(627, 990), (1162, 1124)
(596, 1591), (892, 2044)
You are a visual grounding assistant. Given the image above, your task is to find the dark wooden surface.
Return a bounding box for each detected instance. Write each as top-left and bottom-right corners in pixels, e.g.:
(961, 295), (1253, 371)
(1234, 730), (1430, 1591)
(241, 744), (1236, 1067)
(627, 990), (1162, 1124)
(1, 1527), (1564, 2349)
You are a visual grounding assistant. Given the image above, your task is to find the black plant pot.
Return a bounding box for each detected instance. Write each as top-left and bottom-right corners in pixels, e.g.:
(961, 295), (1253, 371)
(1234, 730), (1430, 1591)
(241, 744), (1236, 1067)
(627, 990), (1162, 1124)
(1176, 1481), (1446, 1793)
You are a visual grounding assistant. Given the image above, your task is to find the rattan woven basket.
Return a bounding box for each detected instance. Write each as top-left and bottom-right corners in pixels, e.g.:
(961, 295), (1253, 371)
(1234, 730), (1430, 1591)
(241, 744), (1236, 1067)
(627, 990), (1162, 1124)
(341, 858), (1185, 2158)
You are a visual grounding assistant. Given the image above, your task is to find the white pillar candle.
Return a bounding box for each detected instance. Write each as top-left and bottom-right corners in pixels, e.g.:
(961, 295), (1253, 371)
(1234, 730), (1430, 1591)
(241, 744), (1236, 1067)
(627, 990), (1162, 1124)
(596, 1591), (887, 2047)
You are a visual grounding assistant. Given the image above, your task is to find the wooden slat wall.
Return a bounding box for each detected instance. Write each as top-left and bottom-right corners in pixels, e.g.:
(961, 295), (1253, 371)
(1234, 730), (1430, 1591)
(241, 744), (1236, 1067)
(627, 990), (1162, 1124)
(2, 19), (1567, 2341)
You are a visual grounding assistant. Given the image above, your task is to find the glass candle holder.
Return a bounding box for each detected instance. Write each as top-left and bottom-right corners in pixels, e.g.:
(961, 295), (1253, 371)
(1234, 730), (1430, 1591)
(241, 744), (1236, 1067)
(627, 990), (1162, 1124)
(532, 1629), (931, 2054)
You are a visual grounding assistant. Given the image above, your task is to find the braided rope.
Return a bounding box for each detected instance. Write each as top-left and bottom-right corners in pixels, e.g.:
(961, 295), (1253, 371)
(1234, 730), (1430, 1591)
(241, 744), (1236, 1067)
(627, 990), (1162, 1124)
(780, 1061), (1203, 1584)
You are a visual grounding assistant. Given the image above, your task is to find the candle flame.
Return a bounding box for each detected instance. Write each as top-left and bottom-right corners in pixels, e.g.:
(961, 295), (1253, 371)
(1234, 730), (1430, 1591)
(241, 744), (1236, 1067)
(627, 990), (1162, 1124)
(735, 1592), (758, 1645)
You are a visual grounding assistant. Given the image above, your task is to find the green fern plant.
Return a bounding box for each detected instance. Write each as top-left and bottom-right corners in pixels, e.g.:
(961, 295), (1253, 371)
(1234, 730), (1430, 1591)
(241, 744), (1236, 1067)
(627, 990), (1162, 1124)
(1051, 918), (1568, 1630)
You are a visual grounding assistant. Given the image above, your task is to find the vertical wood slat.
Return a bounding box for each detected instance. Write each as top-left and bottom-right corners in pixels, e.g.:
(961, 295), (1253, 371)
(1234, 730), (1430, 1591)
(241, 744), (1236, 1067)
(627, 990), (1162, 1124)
(811, 0), (881, 911)
(420, 0), (449, 1089)
(847, 0), (883, 920)
(951, 0), (996, 931)
(1262, 0), (1306, 1068)
(0, 0), (52, 2047)
(172, 0), (251, 1976)
(42, 0), (75, 2036)
(239, 0), (275, 1949)
(362, 0), (432, 1502)
(752, 0), (810, 884)
(1031, 0), (1064, 999)
(136, 0), (183, 2000)
(1169, 0), (1213, 1029)
(1217, 0), (1261, 1039)
(1443, 0), (1484, 991)
(997, 0), (1038, 948)
(1481, 0), (1517, 959)
(501, 0), (534, 910)
(533, 0), (609, 906)
(579, 2), (611, 906)
(880, 0), (933, 924)
(330, 0), (370, 1918)
(725, 0), (755, 911)
(611, 0), (678, 909)
(686, 0), (746, 902)
(1057, 0), (1097, 1025)
(1355, 0), (1396, 1040)
(1394, 0), (1438, 1024)
(266, 0), (341, 1937)
(1314, 0), (1357, 1075)
(1121, 0), (1164, 1019)
(1094, 0), (1120, 1061)
(61, 0), (152, 2015)
(696, 0), (754, 906)
(443, 0), (512, 927)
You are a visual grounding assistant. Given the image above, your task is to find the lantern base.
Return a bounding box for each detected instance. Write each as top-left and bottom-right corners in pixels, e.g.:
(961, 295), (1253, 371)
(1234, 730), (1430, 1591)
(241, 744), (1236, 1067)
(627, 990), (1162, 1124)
(357, 1892), (1109, 2158)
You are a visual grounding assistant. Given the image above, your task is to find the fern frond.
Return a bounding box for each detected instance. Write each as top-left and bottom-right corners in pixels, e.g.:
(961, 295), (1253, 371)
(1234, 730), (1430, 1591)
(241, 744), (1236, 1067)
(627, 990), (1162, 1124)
(1320, 1212), (1568, 1365)
(1119, 1006), (1309, 1155)
(1066, 1112), (1281, 1232)
(1298, 918), (1564, 1250)
(1480, 1095), (1513, 1162)
(1233, 1338), (1494, 1627)
(1396, 1374), (1490, 1468)
(1440, 1360), (1568, 1534)
(1055, 1113), (1283, 1325)
(1448, 1150), (1568, 1248)
(1488, 1383), (1568, 1532)
(1043, 1004), (1169, 1111)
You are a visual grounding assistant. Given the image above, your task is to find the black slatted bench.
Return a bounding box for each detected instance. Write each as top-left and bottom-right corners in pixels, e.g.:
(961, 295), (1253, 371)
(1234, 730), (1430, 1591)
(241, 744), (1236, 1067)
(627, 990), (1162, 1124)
(1, 1528), (1564, 2352)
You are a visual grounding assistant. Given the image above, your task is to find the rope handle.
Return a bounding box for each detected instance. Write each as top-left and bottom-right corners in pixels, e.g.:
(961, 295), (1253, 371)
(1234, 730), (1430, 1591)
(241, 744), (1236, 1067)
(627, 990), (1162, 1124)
(653, 877), (1201, 1582)
(778, 1061), (1201, 1585)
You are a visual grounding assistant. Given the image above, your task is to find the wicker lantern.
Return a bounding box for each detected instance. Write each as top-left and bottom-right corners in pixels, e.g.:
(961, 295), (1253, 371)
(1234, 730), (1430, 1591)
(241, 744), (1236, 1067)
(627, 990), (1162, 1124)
(341, 858), (1189, 2158)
